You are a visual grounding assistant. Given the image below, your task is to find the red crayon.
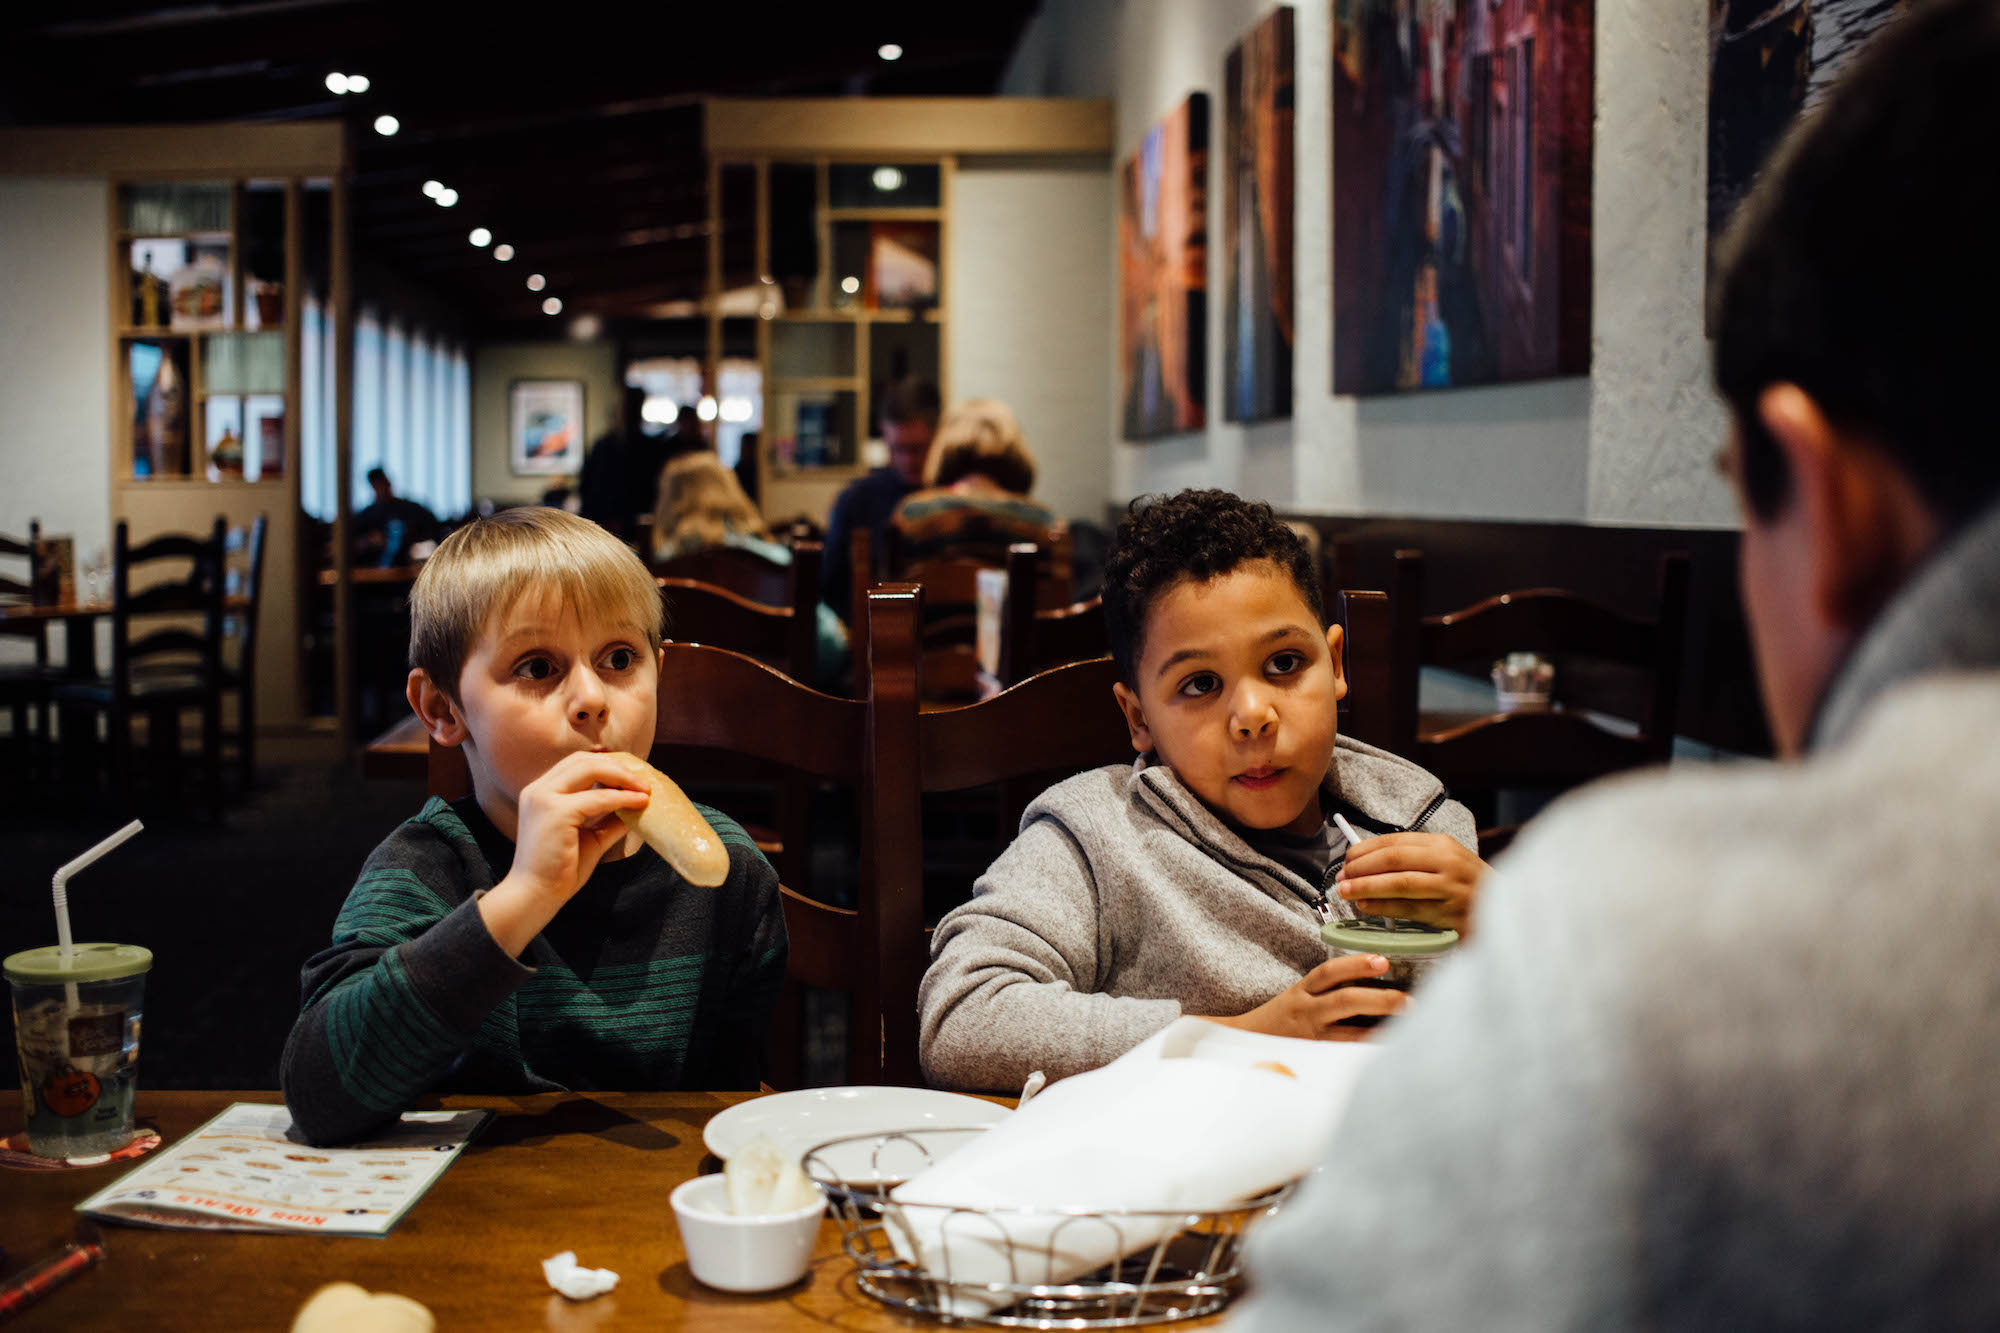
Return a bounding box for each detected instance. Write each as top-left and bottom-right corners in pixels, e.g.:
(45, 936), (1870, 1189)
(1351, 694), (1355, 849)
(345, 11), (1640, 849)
(0, 1242), (106, 1322)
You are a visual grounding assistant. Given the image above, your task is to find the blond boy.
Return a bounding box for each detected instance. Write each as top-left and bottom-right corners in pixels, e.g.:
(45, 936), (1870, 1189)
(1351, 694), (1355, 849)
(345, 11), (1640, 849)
(283, 508), (784, 1145)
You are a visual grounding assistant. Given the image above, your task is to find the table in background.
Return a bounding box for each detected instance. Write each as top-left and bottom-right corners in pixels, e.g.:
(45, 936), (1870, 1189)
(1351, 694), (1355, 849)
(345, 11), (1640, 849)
(0, 596), (253, 681)
(2, 1089), (1035, 1331)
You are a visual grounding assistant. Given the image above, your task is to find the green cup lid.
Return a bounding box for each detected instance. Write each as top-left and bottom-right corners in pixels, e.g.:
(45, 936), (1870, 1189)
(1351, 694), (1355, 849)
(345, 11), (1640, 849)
(1321, 921), (1460, 957)
(4, 943), (152, 984)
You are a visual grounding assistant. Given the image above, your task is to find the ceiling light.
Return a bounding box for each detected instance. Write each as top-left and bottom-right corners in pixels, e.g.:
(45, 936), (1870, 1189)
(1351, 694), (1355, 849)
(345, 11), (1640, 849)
(325, 72), (350, 95)
(346, 73), (370, 93)
(468, 227), (492, 247)
(526, 273), (546, 291)
(696, 396), (718, 422)
(872, 166), (903, 192)
(436, 188), (458, 207)
(720, 396), (754, 423)
(641, 397), (679, 426)
(569, 313), (603, 341)
(878, 43), (903, 61)
(542, 297), (563, 316)
(840, 276), (861, 295)
(421, 179), (443, 198)
(373, 114), (399, 136)
(493, 243), (515, 261)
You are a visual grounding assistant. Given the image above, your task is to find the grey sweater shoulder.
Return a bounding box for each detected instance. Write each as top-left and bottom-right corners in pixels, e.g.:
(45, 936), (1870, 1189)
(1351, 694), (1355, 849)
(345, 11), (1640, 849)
(919, 740), (1475, 1093)
(1238, 674), (2000, 1331)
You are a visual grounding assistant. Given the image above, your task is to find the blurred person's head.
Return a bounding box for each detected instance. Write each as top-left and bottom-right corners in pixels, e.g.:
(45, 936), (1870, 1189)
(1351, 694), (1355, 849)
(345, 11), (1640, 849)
(1711, 0), (2000, 754)
(621, 382), (650, 436)
(367, 466), (393, 503)
(879, 379), (941, 485)
(925, 398), (1037, 495)
(650, 451), (769, 558)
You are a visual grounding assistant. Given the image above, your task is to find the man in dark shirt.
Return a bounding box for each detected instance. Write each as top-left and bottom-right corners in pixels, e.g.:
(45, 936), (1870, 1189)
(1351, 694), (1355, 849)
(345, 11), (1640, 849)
(822, 379), (940, 623)
(353, 467), (439, 565)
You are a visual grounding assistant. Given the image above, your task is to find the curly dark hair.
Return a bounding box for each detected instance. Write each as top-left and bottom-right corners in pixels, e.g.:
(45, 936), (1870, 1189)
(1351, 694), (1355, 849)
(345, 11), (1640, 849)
(1101, 489), (1322, 684)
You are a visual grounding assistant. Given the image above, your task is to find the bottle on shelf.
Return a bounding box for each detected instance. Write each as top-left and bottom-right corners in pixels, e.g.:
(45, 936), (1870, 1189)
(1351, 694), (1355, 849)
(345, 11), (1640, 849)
(144, 353), (189, 477)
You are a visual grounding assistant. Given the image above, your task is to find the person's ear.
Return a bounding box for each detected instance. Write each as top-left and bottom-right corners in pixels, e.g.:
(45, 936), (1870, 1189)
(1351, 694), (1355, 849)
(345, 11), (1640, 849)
(407, 669), (468, 747)
(1112, 681), (1153, 755)
(1324, 622), (1349, 703)
(1757, 384), (1933, 630)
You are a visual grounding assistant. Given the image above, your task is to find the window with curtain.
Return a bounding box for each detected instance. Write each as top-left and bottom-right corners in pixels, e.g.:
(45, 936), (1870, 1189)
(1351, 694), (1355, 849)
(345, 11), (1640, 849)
(298, 299), (471, 524)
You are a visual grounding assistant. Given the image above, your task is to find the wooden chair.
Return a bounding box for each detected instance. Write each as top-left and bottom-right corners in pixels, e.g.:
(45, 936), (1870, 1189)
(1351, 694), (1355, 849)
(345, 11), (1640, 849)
(653, 542), (792, 608)
(1386, 548), (1691, 851)
(0, 520), (53, 750)
(54, 518), (228, 819)
(218, 514), (268, 789)
(655, 563), (824, 894)
(1332, 587), (1392, 749)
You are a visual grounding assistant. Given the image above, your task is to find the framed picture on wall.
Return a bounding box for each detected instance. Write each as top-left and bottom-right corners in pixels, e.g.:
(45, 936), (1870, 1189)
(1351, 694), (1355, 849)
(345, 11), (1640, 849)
(1223, 6), (1295, 423)
(509, 379), (585, 476)
(1120, 92), (1209, 440)
(1331, 0), (1594, 394)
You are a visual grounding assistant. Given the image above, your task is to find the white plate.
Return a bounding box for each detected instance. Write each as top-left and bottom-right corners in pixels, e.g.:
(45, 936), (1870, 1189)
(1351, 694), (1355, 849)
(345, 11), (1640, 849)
(705, 1087), (1008, 1181)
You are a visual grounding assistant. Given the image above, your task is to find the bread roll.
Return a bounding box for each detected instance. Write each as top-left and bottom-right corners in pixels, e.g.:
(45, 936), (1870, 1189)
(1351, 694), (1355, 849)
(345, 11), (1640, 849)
(291, 1282), (434, 1333)
(606, 752), (731, 886)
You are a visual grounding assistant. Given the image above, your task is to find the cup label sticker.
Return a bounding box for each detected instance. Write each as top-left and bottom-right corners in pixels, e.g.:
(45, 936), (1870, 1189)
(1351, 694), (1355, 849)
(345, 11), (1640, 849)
(68, 1011), (126, 1059)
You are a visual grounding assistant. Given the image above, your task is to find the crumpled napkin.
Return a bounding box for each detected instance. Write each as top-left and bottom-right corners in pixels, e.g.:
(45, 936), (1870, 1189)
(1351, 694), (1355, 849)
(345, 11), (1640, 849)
(883, 1018), (1379, 1316)
(542, 1250), (619, 1300)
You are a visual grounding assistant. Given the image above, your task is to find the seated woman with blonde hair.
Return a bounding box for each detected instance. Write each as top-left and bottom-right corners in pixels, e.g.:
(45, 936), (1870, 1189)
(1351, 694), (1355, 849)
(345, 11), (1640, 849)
(650, 451), (848, 687)
(889, 398), (1064, 566)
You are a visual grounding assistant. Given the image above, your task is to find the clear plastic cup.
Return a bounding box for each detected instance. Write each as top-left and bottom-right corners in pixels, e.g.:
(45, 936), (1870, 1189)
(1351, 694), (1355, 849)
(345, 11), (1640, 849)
(5, 944), (151, 1159)
(1321, 921), (1458, 1028)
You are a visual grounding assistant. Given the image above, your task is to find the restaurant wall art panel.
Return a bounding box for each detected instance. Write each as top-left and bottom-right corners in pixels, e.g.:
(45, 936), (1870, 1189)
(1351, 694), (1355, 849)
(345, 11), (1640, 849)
(1331, 0), (1594, 395)
(1706, 0), (1908, 301)
(1224, 8), (1296, 424)
(1121, 93), (1209, 440)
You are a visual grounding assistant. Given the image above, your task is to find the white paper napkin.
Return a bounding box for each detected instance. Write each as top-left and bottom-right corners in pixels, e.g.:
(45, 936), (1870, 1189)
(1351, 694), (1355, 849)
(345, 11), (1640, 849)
(541, 1250), (619, 1300)
(882, 1018), (1378, 1316)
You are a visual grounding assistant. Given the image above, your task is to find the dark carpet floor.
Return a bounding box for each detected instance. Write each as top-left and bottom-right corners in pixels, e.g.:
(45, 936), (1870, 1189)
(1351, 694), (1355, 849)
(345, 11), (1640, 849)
(2, 760), (432, 1092)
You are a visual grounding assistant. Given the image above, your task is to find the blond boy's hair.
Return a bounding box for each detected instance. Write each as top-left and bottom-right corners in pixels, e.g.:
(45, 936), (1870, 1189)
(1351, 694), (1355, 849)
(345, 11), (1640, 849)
(409, 507), (662, 700)
(651, 451), (769, 558)
(924, 398), (1036, 494)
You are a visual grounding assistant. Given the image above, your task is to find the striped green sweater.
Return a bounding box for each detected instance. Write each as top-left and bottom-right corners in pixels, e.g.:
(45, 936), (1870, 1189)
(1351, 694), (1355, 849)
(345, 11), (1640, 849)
(281, 796), (786, 1145)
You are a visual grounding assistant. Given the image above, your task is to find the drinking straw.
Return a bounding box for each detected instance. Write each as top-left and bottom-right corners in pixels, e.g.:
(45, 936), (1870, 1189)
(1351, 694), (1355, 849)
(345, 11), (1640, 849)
(51, 820), (143, 1007)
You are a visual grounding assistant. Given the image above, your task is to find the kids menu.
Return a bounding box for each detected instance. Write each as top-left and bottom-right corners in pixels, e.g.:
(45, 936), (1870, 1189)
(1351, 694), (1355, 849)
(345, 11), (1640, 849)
(75, 1101), (491, 1236)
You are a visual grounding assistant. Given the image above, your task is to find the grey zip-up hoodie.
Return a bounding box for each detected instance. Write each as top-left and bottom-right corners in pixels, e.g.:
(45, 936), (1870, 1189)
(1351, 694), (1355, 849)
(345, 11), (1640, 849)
(919, 737), (1476, 1093)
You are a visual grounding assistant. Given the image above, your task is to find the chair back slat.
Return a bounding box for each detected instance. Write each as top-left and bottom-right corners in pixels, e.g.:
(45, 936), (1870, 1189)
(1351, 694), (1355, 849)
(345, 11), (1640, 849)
(653, 544), (793, 607)
(1422, 590), (1660, 672)
(1335, 589), (1392, 748)
(920, 655), (1128, 792)
(1416, 709), (1651, 786)
(111, 517), (226, 693)
(654, 642), (863, 779)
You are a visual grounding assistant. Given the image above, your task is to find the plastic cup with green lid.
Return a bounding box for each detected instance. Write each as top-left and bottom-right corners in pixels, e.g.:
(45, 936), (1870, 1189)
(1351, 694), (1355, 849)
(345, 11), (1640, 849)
(6, 944), (152, 1161)
(1321, 920), (1459, 1029)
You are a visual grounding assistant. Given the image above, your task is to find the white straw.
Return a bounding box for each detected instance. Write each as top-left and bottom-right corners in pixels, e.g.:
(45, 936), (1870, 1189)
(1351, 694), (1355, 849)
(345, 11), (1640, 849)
(1331, 812), (1366, 852)
(52, 820), (143, 1008)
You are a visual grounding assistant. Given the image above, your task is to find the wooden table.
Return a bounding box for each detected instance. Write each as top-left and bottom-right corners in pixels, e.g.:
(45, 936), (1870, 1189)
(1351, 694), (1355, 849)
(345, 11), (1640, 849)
(0, 597), (253, 681)
(0, 600), (112, 679)
(3, 1089), (997, 1330)
(362, 713), (428, 781)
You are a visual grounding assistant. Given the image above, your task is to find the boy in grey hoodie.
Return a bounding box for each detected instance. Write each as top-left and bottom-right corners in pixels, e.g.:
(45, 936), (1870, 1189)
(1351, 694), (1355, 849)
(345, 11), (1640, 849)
(919, 490), (1486, 1092)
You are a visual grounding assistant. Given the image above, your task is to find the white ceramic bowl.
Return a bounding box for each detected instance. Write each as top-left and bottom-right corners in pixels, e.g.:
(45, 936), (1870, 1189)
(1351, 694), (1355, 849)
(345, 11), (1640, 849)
(670, 1173), (826, 1293)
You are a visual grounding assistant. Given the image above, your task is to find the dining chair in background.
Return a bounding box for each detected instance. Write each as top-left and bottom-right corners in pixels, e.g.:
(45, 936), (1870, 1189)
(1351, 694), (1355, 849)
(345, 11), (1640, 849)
(652, 542), (793, 608)
(54, 517), (229, 820)
(218, 514), (268, 790)
(1386, 547), (1691, 855)
(0, 520), (54, 757)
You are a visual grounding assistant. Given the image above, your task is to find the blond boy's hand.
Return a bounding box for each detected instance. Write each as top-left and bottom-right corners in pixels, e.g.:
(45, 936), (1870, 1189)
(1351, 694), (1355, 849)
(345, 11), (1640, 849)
(1203, 955), (1406, 1041)
(1335, 831), (1488, 936)
(480, 752), (651, 957)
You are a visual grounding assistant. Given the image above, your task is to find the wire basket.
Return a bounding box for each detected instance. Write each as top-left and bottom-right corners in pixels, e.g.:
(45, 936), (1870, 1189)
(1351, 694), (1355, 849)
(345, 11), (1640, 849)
(802, 1126), (1294, 1328)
